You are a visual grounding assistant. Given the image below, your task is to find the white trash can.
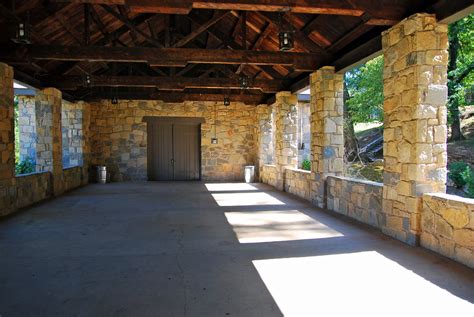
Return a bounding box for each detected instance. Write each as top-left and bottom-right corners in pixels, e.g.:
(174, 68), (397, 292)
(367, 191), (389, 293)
(97, 166), (107, 184)
(244, 166), (255, 183)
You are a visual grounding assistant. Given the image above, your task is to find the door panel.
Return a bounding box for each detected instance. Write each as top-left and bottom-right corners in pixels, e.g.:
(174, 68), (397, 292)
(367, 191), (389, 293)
(147, 119), (201, 181)
(173, 124), (200, 180)
(148, 122), (174, 181)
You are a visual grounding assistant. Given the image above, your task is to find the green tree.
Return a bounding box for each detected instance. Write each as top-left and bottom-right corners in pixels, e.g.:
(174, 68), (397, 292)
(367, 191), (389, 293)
(343, 56), (384, 161)
(345, 55), (384, 124)
(448, 14), (474, 141)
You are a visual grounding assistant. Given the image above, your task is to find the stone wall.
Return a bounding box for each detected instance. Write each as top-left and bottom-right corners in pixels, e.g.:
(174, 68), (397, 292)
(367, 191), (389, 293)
(89, 100), (257, 182)
(17, 96), (36, 164)
(15, 172), (51, 210)
(63, 166), (84, 192)
(0, 63), (15, 215)
(382, 13), (449, 245)
(421, 193), (474, 268)
(62, 101), (84, 168)
(285, 168), (311, 201)
(261, 164), (278, 188)
(327, 176), (384, 228)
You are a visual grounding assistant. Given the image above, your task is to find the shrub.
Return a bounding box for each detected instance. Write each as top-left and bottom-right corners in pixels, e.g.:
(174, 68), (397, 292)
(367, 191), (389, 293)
(301, 159), (311, 171)
(460, 167), (474, 198)
(15, 157), (35, 175)
(448, 161), (470, 188)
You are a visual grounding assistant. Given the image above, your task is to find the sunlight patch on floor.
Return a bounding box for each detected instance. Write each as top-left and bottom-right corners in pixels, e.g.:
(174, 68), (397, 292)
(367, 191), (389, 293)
(211, 192), (285, 207)
(225, 210), (343, 243)
(205, 183), (258, 192)
(253, 251), (474, 317)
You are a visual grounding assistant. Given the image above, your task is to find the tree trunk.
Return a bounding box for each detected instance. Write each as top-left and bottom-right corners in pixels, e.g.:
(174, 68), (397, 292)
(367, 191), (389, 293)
(448, 22), (465, 141)
(343, 81), (359, 162)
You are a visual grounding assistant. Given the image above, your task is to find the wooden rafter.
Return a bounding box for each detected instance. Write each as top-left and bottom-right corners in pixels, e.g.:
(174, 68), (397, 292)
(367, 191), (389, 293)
(3, 45), (320, 71)
(46, 74), (284, 93)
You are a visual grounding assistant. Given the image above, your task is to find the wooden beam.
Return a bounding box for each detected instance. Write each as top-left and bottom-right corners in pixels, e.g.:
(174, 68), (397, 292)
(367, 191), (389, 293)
(125, 0), (365, 16)
(241, 11), (247, 50)
(84, 90), (263, 104)
(84, 4), (91, 46)
(332, 35), (381, 72)
(172, 11), (230, 48)
(5, 45), (321, 71)
(185, 15), (283, 79)
(47, 75), (283, 92)
(258, 12), (328, 55)
(101, 5), (164, 47)
(89, 5), (126, 46)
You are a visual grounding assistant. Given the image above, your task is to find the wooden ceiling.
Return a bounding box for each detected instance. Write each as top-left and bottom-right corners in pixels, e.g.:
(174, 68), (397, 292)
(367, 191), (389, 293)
(0, 0), (471, 104)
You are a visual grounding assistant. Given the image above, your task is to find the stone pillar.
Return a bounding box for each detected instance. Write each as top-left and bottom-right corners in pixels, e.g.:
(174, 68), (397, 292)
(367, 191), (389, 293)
(310, 66), (344, 208)
(18, 96), (37, 163)
(0, 63), (15, 215)
(256, 104), (274, 181)
(35, 88), (64, 195)
(81, 101), (91, 185)
(274, 91), (298, 191)
(382, 13), (448, 245)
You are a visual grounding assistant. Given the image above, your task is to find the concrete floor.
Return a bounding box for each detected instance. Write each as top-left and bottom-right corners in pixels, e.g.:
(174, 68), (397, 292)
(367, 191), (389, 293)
(0, 182), (473, 317)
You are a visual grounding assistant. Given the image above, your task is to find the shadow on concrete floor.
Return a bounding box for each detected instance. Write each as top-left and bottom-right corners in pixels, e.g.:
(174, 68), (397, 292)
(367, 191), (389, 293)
(0, 181), (473, 316)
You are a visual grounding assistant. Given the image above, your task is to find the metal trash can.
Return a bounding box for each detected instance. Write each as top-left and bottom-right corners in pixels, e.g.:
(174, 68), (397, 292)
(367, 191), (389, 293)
(97, 166), (107, 184)
(244, 166), (255, 183)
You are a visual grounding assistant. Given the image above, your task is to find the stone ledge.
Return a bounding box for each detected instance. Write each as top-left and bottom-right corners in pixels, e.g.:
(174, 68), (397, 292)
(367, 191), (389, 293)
(424, 192), (474, 205)
(15, 171), (51, 178)
(63, 166), (83, 171)
(285, 167), (311, 174)
(327, 175), (383, 188)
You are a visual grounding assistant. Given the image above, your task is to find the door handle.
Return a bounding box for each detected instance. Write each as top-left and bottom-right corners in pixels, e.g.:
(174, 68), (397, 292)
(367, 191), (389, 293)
(171, 158), (175, 164)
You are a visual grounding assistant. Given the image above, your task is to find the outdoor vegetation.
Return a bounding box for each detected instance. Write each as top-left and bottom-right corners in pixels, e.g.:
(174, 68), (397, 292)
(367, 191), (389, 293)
(13, 96), (35, 175)
(343, 13), (474, 198)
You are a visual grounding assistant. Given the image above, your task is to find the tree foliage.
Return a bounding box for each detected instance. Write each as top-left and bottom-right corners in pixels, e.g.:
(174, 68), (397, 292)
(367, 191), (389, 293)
(344, 55), (384, 124)
(448, 14), (474, 140)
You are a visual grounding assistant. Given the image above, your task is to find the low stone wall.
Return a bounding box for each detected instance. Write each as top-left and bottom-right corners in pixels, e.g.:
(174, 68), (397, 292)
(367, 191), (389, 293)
(327, 176), (384, 228)
(14, 172), (51, 210)
(261, 164), (278, 188)
(421, 193), (474, 268)
(285, 168), (311, 201)
(63, 166), (84, 193)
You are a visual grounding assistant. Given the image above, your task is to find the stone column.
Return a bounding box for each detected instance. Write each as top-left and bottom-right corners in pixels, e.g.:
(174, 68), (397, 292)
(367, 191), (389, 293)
(35, 88), (64, 195)
(274, 91), (298, 191)
(81, 101), (91, 185)
(310, 66), (344, 208)
(256, 104), (274, 181)
(382, 13), (448, 245)
(0, 63), (15, 215)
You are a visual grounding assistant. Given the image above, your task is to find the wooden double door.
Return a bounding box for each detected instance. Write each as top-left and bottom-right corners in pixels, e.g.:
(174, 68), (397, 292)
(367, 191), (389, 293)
(146, 117), (202, 181)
